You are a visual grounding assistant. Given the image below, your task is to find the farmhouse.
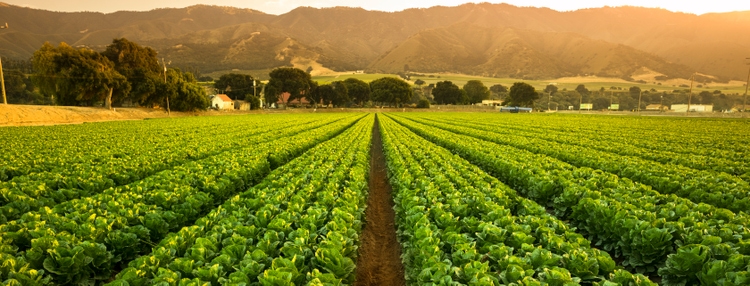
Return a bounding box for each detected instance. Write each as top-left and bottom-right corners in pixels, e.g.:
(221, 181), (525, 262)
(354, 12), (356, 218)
(211, 94), (234, 110)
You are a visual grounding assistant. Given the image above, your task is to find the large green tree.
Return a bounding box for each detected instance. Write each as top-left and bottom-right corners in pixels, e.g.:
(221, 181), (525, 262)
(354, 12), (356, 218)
(267, 67), (313, 106)
(370, 77), (412, 107)
(505, 82), (539, 107)
(342, 78), (370, 105)
(432, 81), (466, 105)
(463, 80), (490, 104)
(214, 73), (258, 100)
(629, 86), (642, 99)
(326, 81), (349, 107)
(157, 68), (210, 111)
(2, 70), (40, 104)
(32, 42), (129, 108)
(101, 38), (161, 106)
(544, 84), (558, 94)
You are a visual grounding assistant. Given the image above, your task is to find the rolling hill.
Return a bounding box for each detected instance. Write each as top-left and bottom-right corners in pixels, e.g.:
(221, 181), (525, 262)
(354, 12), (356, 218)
(0, 2), (748, 81)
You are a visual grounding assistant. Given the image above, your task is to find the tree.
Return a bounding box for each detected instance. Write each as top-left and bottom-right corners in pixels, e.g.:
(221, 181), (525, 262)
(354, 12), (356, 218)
(414, 79), (426, 86)
(575, 84), (589, 96)
(328, 81), (349, 107)
(267, 67), (313, 106)
(157, 68), (209, 111)
(370, 77), (412, 107)
(342, 78), (370, 105)
(629, 86), (642, 99)
(101, 38), (161, 106)
(313, 84), (334, 107)
(214, 73), (257, 100)
(463, 80), (490, 104)
(698, 91), (713, 104)
(246, 95), (261, 110)
(544, 84), (558, 94)
(32, 42), (129, 108)
(505, 82), (539, 107)
(490, 84), (508, 93)
(432, 81), (465, 105)
(3, 70), (37, 104)
(489, 84), (508, 99)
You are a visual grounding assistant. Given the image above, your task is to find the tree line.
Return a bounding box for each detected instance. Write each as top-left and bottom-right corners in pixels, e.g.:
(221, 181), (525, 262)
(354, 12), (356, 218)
(216, 67), (414, 109)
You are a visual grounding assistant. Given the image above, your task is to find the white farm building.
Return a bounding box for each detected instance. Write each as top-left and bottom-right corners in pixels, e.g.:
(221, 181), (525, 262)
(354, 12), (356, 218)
(211, 94), (234, 110)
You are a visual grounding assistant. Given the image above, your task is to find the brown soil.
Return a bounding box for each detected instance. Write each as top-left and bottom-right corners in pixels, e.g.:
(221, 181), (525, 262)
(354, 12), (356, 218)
(354, 115), (407, 286)
(0, 104), (263, 127)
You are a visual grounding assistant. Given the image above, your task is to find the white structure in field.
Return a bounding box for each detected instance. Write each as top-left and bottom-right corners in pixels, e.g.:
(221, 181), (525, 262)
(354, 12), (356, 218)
(211, 94), (234, 110)
(671, 104), (713, 112)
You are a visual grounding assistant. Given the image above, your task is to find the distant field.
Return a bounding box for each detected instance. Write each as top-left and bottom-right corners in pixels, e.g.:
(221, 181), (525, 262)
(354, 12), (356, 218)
(205, 69), (748, 94)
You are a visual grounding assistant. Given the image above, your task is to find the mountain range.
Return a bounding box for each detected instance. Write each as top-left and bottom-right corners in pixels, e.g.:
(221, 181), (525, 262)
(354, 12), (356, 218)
(0, 2), (748, 81)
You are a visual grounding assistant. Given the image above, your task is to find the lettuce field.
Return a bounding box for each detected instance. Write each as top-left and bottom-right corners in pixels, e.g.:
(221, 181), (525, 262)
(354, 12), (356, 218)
(0, 112), (748, 285)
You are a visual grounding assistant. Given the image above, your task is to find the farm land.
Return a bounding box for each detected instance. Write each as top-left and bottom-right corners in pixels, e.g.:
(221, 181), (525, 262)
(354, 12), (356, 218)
(0, 112), (748, 285)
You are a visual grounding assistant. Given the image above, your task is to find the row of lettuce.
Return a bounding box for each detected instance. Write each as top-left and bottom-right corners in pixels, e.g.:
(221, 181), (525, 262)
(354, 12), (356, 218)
(379, 115), (654, 285)
(0, 116), (260, 181)
(423, 113), (749, 183)
(495, 114), (750, 159)
(446, 114), (748, 179)
(404, 114), (750, 214)
(0, 115), (347, 224)
(106, 115), (374, 285)
(0, 114), (364, 285)
(386, 113), (750, 285)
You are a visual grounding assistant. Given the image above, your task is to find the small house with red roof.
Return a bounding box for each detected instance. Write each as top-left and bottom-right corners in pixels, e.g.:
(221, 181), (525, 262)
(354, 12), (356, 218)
(211, 94), (234, 110)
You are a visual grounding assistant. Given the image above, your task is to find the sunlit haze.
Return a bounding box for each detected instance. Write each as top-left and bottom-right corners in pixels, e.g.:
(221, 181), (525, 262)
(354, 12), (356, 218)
(4, 0), (750, 15)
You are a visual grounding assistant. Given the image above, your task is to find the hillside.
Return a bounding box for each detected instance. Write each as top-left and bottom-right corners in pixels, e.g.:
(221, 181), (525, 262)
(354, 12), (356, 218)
(0, 2), (748, 81)
(368, 23), (697, 80)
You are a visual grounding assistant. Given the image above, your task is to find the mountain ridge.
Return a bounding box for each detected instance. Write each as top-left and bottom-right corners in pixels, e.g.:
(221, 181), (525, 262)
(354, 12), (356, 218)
(0, 2), (748, 81)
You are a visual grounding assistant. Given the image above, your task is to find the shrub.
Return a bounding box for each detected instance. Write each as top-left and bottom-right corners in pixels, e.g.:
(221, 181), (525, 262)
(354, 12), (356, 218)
(417, 99), (431, 108)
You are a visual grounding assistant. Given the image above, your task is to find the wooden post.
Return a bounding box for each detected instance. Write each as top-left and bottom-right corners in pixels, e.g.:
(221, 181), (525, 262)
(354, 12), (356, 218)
(744, 64), (749, 114)
(638, 90), (642, 112)
(687, 73), (695, 114)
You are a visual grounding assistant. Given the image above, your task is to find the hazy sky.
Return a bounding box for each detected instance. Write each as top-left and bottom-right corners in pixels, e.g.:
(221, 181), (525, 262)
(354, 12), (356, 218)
(5, 0), (750, 15)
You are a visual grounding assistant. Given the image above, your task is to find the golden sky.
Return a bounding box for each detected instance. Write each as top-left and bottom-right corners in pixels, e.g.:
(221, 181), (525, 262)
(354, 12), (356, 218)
(4, 0), (749, 15)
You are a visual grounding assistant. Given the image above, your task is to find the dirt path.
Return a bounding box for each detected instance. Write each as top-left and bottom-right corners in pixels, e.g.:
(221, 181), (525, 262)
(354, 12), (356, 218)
(354, 115), (406, 286)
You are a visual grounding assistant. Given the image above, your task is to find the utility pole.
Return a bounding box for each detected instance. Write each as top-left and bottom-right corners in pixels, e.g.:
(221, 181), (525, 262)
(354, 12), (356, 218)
(688, 73), (695, 114)
(579, 93), (582, 114)
(743, 58), (749, 114)
(0, 56), (6, 105)
(162, 58), (170, 116)
(660, 95), (664, 112)
(638, 90), (642, 112)
(0, 22), (8, 105)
